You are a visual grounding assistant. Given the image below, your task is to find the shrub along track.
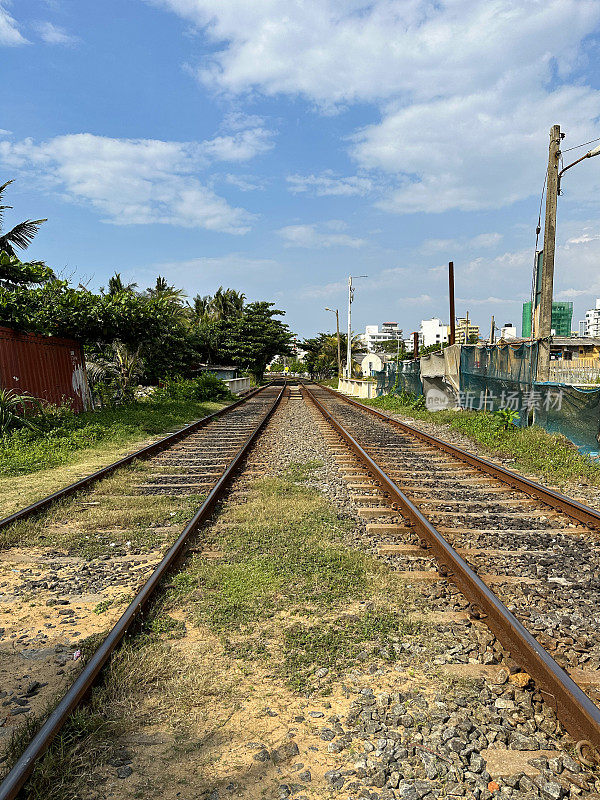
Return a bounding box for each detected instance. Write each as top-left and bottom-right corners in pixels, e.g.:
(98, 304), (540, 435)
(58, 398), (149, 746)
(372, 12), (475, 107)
(303, 382), (600, 765)
(0, 383), (285, 799)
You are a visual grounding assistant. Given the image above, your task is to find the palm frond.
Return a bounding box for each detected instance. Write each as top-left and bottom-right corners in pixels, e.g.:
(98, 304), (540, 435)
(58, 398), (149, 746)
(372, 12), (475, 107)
(0, 218), (47, 253)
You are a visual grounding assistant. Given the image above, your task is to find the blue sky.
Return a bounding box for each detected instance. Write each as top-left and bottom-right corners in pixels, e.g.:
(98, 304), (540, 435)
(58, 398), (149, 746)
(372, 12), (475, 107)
(2, 0), (600, 340)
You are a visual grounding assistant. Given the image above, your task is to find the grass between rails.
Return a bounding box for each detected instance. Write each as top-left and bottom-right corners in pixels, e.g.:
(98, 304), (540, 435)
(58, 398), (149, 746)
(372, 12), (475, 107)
(0, 459), (207, 556)
(0, 398), (223, 518)
(361, 393), (600, 488)
(8, 463), (426, 797)
(0, 398), (225, 478)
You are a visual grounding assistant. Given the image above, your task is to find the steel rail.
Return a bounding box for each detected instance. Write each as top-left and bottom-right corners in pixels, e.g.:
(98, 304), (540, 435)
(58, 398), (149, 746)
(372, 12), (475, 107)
(302, 383), (600, 752)
(315, 382), (600, 530)
(0, 382), (273, 532)
(0, 383), (286, 800)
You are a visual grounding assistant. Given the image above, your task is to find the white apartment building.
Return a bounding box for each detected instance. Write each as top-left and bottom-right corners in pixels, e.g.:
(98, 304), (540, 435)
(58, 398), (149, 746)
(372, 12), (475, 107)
(419, 318), (449, 348)
(361, 322), (403, 351)
(500, 323), (518, 340)
(584, 299), (600, 337)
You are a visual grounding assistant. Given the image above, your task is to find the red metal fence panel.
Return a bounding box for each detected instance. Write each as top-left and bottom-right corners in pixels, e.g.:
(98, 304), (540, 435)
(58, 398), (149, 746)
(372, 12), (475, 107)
(0, 326), (92, 412)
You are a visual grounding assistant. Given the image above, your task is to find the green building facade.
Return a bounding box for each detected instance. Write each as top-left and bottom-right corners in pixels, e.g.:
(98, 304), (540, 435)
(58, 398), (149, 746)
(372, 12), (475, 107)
(522, 301), (573, 337)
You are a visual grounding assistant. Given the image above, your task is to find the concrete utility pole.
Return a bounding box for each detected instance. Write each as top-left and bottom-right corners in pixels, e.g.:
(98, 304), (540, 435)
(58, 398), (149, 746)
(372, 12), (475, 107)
(346, 275), (367, 378)
(489, 315), (495, 345)
(413, 331), (419, 359)
(536, 124), (562, 382)
(325, 307), (342, 378)
(448, 261), (456, 346)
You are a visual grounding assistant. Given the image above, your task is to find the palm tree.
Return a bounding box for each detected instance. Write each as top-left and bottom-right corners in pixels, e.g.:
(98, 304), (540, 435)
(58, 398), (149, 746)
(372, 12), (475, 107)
(107, 272), (138, 295)
(191, 294), (213, 322)
(0, 180), (47, 256)
(146, 275), (187, 305)
(210, 286), (245, 320)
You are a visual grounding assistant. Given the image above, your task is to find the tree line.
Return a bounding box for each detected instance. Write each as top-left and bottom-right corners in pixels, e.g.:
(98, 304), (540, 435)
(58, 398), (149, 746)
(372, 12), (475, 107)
(0, 181), (293, 384)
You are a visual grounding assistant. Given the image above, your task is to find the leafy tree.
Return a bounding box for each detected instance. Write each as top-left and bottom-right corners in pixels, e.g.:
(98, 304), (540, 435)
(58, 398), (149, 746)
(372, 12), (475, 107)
(0, 180), (47, 256)
(377, 336), (405, 356)
(219, 302), (293, 382)
(0, 252), (55, 288)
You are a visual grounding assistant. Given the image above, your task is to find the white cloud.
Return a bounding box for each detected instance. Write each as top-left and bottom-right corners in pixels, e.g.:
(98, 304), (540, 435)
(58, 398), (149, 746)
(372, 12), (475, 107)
(200, 125), (274, 161)
(224, 173), (265, 191)
(35, 21), (79, 45)
(353, 83), (600, 213)
(150, 1), (600, 106)
(0, 133), (253, 233)
(287, 170), (374, 197)
(0, 2), (27, 45)
(150, 0), (600, 214)
(420, 232), (503, 254)
(278, 223), (366, 248)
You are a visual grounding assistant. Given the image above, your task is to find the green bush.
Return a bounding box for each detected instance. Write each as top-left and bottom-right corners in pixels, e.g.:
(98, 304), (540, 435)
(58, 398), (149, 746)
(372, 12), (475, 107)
(152, 373), (233, 403)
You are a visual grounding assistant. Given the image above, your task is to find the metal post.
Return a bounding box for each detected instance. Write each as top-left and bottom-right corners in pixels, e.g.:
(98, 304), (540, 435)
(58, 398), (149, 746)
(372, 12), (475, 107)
(335, 309), (341, 379)
(536, 124), (561, 382)
(347, 276), (352, 378)
(448, 261), (456, 346)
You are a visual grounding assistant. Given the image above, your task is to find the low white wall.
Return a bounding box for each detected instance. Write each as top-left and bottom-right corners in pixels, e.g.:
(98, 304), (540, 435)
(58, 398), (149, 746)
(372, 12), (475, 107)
(224, 377), (252, 394)
(337, 378), (378, 398)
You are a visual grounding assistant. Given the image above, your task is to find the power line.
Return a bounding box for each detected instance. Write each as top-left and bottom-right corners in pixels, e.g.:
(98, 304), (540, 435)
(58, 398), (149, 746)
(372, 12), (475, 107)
(563, 135), (600, 153)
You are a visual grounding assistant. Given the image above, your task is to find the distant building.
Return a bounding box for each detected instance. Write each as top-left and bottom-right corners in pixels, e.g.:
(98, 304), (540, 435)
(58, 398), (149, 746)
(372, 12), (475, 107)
(420, 317), (449, 348)
(500, 323), (518, 340)
(455, 315), (479, 344)
(551, 337), (600, 360)
(360, 352), (395, 376)
(361, 322), (403, 352)
(522, 301), (573, 337)
(584, 299), (600, 337)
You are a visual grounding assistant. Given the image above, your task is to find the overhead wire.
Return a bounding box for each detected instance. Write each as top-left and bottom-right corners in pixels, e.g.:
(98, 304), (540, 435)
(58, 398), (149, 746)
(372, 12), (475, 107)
(562, 135), (600, 153)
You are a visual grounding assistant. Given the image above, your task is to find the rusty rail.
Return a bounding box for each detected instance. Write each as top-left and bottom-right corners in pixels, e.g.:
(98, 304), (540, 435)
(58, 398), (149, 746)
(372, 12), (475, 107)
(0, 383), (285, 800)
(0, 382), (274, 533)
(303, 383), (600, 752)
(315, 381), (600, 530)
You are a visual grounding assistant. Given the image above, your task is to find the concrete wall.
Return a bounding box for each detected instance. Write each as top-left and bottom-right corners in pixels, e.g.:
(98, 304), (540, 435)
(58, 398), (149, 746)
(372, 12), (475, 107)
(337, 378), (379, 398)
(224, 376), (252, 394)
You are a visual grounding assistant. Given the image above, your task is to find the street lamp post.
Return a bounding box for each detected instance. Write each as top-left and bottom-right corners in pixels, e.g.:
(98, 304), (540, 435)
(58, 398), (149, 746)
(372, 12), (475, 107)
(325, 307), (342, 379)
(346, 275), (367, 378)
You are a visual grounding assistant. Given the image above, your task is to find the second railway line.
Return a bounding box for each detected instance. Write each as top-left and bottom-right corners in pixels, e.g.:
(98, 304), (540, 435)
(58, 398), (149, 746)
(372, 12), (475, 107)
(1, 382), (600, 799)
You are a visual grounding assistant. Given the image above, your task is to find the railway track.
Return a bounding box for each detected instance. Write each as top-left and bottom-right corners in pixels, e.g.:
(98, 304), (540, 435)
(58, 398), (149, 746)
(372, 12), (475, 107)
(2, 379), (600, 797)
(0, 382), (285, 799)
(302, 382), (600, 764)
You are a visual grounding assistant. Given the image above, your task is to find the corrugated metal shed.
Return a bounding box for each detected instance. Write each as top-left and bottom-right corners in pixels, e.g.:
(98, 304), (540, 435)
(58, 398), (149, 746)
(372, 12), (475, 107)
(0, 326), (92, 412)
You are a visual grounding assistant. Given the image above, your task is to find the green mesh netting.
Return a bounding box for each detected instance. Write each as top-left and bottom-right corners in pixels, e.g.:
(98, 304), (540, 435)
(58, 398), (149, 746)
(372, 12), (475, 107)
(376, 361), (422, 396)
(459, 343), (538, 427)
(533, 382), (600, 455)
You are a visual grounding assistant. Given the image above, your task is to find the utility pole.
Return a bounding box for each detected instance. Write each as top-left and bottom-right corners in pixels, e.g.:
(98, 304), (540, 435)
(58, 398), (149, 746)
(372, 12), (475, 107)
(413, 331), (419, 360)
(448, 261), (456, 346)
(347, 276), (353, 379)
(536, 124), (562, 381)
(489, 315), (495, 345)
(346, 275), (367, 378)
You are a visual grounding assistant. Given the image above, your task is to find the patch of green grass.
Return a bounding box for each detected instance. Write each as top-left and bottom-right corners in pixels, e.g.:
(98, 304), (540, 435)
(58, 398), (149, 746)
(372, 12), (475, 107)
(172, 476), (367, 631)
(362, 394), (600, 487)
(283, 610), (421, 691)
(0, 398), (223, 478)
